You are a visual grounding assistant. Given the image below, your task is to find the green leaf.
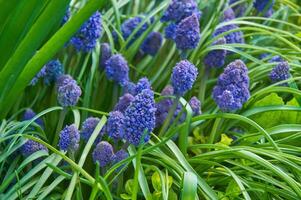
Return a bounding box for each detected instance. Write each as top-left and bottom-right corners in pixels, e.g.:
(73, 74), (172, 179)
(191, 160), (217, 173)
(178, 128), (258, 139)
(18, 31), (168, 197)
(181, 172), (197, 200)
(250, 93), (284, 129)
(282, 98), (301, 124)
(0, 0), (70, 110)
(125, 179), (134, 195)
(0, 0), (49, 69)
(225, 181), (240, 198)
(0, 0), (106, 117)
(216, 134), (233, 146)
(152, 172), (162, 192)
(120, 193), (132, 200)
(168, 189), (178, 200)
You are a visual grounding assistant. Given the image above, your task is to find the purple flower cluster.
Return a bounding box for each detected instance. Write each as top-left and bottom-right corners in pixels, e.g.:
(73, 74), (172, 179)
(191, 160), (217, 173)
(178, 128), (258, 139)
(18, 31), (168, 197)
(114, 93), (135, 113)
(92, 142), (129, 169)
(165, 23), (177, 40)
(100, 43), (112, 69)
(141, 32), (163, 56)
(161, 0), (201, 23)
(269, 56), (284, 63)
(269, 61), (290, 85)
(70, 11), (102, 52)
(111, 149), (129, 170)
(105, 54), (129, 86)
(213, 60), (250, 112)
(123, 77), (152, 96)
(254, 0), (274, 12)
(123, 89), (156, 146)
(62, 7), (70, 25)
(31, 60), (63, 86)
(80, 117), (103, 142)
(161, 0), (201, 50)
(204, 37), (227, 68)
(155, 85), (175, 126)
(107, 111), (125, 140)
(92, 141), (114, 167)
(134, 77), (152, 95)
(174, 14), (200, 50)
(213, 22), (245, 47)
(189, 96), (201, 115)
(229, 0), (247, 17)
(57, 75), (81, 107)
(22, 109), (44, 127)
(21, 139), (48, 157)
(223, 8), (236, 21)
(120, 16), (153, 46)
(58, 124), (80, 152)
(253, 0), (274, 17)
(155, 85), (201, 126)
(171, 60), (198, 96)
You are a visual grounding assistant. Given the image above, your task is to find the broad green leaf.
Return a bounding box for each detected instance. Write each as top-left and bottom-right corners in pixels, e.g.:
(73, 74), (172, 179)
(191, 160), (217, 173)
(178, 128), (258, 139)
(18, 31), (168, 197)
(125, 179), (134, 195)
(216, 134), (233, 146)
(282, 98), (301, 124)
(0, 0), (50, 69)
(152, 172), (162, 192)
(250, 93), (284, 128)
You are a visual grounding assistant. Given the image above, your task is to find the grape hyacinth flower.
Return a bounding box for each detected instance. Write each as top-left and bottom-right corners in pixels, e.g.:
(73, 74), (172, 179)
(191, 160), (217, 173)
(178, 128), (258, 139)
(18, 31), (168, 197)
(135, 77), (152, 95)
(43, 60), (64, 85)
(213, 21), (244, 50)
(58, 124), (80, 152)
(155, 85), (187, 126)
(204, 37), (227, 68)
(189, 96), (201, 116)
(62, 7), (70, 24)
(30, 60), (63, 86)
(253, 0), (274, 12)
(107, 111), (125, 140)
(114, 93), (135, 113)
(100, 43), (112, 69)
(111, 149), (129, 170)
(229, 0), (247, 17)
(123, 89), (156, 146)
(120, 16), (153, 46)
(30, 67), (47, 86)
(223, 8), (236, 21)
(259, 53), (269, 60)
(164, 23), (177, 40)
(21, 139), (48, 157)
(213, 60), (250, 112)
(171, 60), (198, 96)
(105, 54), (129, 86)
(174, 14), (200, 51)
(161, 0), (201, 23)
(92, 141), (114, 167)
(141, 32), (163, 56)
(269, 55), (284, 63)
(80, 117), (104, 142)
(22, 109), (44, 127)
(57, 75), (81, 107)
(70, 11), (102, 52)
(155, 85), (175, 126)
(123, 77), (152, 96)
(124, 82), (136, 95)
(269, 61), (290, 85)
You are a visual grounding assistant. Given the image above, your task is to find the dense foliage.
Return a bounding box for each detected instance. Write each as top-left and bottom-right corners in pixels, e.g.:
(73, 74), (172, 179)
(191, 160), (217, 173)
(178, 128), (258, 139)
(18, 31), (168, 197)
(1, 0), (301, 199)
